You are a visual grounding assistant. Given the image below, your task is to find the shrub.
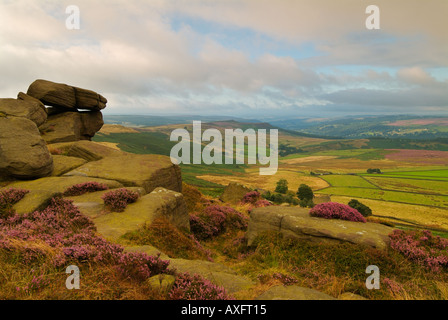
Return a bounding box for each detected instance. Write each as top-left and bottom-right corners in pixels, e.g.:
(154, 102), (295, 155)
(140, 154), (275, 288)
(389, 229), (448, 272)
(254, 199), (272, 208)
(309, 202), (366, 223)
(241, 191), (261, 204)
(367, 168), (382, 174)
(116, 252), (173, 282)
(101, 188), (139, 212)
(348, 199), (372, 217)
(299, 198), (315, 208)
(63, 182), (109, 196)
(190, 205), (248, 240)
(263, 191), (298, 205)
(169, 272), (233, 300)
(0, 188), (29, 217)
(297, 184), (314, 201)
(275, 179), (288, 194)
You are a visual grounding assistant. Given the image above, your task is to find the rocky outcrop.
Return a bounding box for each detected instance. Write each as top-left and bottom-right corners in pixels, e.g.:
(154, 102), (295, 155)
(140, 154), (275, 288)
(255, 285), (336, 300)
(0, 97), (47, 126)
(246, 206), (394, 250)
(8, 176), (124, 215)
(27, 79), (107, 111)
(48, 140), (124, 162)
(125, 245), (255, 295)
(64, 153), (182, 193)
(220, 182), (251, 204)
(38, 111), (104, 143)
(93, 187), (189, 241)
(0, 80), (108, 179)
(0, 116), (53, 179)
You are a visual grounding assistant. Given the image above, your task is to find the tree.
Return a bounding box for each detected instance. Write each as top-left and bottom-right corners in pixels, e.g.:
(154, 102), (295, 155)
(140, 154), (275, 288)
(348, 199), (372, 217)
(297, 184), (314, 201)
(367, 168), (382, 174)
(275, 179), (288, 194)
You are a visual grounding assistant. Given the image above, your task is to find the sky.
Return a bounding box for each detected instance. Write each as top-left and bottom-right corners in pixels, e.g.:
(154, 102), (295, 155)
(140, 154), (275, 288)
(0, 0), (447, 119)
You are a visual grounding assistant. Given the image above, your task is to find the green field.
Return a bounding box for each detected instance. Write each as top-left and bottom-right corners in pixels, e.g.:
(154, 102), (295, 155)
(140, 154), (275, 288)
(385, 169), (448, 179)
(365, 176), (448, 196)
(318, 187), (448, 208)
(321, 175), (378, 188)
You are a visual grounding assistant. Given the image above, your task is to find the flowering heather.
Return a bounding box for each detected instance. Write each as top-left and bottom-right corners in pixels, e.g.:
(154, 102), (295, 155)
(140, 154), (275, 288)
(168, 272), (233, 300)
(101, 188), (140, 212)
(116, 252), (173, 282)
(63, 182), (109, 196)
(190, 205), (248, 240)
(254, 199), (272, 208)
(0, 188), (29, 217)
(0, 197), (174, 282)
(309, 202), (366, 223)
(241, 191), (261, 205)
(389, 229), (448, 272)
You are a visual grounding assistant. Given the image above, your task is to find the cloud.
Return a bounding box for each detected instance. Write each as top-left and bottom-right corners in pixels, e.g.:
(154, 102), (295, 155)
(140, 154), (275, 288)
(0, 0), (447, 117)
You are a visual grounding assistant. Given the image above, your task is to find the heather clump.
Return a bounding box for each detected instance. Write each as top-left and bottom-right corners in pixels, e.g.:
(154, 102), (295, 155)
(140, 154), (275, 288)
(0, 188), (29, 217)
(389, 229), (448, 272)
(168, 272), (233, 300)
(309, 202), (366, 223)
(116, 252), (173, 282)
(241, 191), (272, 210)
(0, 197), (174, 283)
(102, 188), (140, 212)
(190, 205), (248, 240)
(241, 191), (261, 205)
(63, 182), (109, 196)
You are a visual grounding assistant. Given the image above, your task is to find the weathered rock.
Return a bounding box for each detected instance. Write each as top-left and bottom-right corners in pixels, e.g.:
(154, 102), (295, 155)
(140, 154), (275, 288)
(0, 98), (47, 126)
(48, 140), (124, 162)
(246, 206), (394, 250)
(338, 292), (368, 300)
(51, 155), (87, 176)
(39, 111), (104, 143)
(168, 258), (255, 294)
(7, 176), (123, 214)
(93, 187), (188, 241)
(255, 285), (336, 300)
(17, 92), (47, 112)
(0, 116), (53, 179)
(27, 79), (107, 111)
(220, 182), (251, 204)
(80, 111), (104, 138)
(66, 186), (146, 219)
(64, 153), (182, 193)
(146, 274), (176, 293)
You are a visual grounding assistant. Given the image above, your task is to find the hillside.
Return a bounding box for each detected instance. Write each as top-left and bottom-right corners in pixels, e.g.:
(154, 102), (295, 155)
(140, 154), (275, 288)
(269, 115), (448, 140)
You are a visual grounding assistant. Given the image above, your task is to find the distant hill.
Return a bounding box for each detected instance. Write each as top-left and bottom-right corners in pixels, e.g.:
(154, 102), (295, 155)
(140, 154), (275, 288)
(103, 114), (261, 127)
(269, 115), (448, 140)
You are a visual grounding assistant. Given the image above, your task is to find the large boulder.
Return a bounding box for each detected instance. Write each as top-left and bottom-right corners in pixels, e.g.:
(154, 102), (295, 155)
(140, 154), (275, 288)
(220, 182), (251, 204)
(93, 187), (189, 240)
(64, 153), (182, 193)
(47, 140), (124, 161)
(27, 79), (107, 111)
(255, 285), (336, 300)
(246, 206), (394, 250)
(39, 111), (104, 143)
(0, 116), (53, 179)
(0, 98), (47, 127)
